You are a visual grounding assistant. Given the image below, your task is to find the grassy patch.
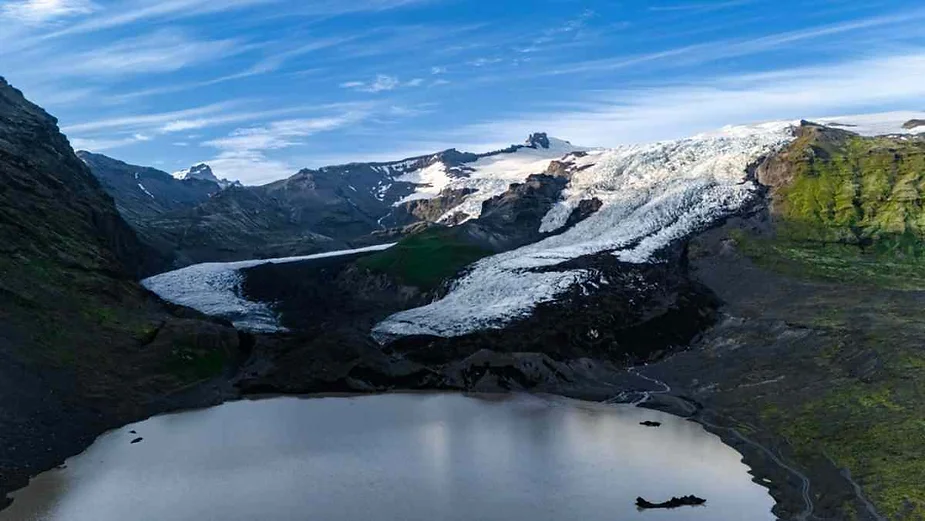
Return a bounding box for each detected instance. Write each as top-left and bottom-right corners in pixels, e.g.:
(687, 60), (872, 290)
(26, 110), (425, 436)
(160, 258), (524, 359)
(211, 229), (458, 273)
(776, 382), (925, 519)
(357, 227), (491, 290)
(733, 232), (925, 290)
(165, 346), (226, 383)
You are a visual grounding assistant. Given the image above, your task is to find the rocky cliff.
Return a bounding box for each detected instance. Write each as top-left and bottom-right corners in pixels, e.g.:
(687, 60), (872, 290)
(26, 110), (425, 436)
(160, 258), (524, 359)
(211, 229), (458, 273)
(0, 78), (242, 505)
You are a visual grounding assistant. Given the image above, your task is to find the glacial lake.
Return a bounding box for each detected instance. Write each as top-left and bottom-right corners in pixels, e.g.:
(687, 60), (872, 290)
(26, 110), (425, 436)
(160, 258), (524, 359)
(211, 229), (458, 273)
(1, 394), (775, 521)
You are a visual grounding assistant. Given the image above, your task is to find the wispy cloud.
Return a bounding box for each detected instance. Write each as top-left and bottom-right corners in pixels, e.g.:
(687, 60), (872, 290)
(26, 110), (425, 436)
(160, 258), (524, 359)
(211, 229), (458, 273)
(30, 30), (246, 79)
(70, 132), (154, 151)
(1, 0), (96, 23)
(241, 35), (359, 77)
(202, 113), (369, 183)
(284, 0), (440, 17)
(469, 57), (503, 67)
(540, 8), (925, 77)
(340, 74), (424, 93)
(441, 52), (925, 148)
(62, 102), (235, 134)
(648, 0), (755, 13)
(63, 103), (368, 153)
(44, 0), (278, 39)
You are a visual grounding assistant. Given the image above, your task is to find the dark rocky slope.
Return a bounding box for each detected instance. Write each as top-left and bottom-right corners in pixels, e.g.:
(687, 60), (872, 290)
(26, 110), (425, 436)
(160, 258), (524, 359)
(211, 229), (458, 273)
(77, 151), (223, 267)
(0, 78), (243, 506)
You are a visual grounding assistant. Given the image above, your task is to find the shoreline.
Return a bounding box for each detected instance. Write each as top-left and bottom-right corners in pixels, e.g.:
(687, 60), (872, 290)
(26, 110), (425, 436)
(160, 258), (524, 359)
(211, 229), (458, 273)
(1, 371), (819, 521)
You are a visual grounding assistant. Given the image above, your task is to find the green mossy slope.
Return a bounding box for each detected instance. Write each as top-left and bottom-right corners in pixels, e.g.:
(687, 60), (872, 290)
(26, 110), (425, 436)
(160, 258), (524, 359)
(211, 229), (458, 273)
(734, 125), (925, 518)
(357, 226), (491, 290)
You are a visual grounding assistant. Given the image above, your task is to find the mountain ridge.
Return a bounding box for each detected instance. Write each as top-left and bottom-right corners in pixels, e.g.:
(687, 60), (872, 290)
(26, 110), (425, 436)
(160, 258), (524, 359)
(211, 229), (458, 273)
(81, 131), (582, 270)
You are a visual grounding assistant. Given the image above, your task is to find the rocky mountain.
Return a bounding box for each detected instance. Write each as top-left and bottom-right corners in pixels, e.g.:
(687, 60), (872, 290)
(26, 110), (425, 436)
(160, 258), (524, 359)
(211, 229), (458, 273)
(82, 132), (583, 269)
(79, 152), (221, 217)
(0, 77), (242, 505)
(172, 163), (240, 189)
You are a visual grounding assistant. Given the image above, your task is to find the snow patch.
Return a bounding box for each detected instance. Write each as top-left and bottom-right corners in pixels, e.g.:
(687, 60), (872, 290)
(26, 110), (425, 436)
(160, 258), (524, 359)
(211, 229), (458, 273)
(390, 138), (587, 221)
(137, 183), (155, 199)
(814, 111), (925, 137)
(142, 244), (395, 333)
(393, 162), (451, 204)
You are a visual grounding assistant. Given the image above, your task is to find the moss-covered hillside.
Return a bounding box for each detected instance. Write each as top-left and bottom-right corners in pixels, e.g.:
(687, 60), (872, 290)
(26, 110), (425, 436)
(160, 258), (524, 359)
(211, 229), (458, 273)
(729, 124), (925, 518)
(357, 226), (492, 290)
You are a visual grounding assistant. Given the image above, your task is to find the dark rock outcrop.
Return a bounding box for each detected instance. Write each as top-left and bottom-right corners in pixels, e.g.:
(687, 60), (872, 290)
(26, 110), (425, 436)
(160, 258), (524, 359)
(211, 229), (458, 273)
(636, 496), (706, 509)
(385, 188), (477, 228)
(0, 77), (242, 505)
(526, 132), (551, 149)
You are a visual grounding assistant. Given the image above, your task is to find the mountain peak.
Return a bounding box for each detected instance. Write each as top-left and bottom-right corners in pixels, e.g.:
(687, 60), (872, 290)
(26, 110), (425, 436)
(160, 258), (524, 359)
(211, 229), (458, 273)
(173, 163), (215, 182)
(173, 163), (240, 189)
(525, 132), (551, 149)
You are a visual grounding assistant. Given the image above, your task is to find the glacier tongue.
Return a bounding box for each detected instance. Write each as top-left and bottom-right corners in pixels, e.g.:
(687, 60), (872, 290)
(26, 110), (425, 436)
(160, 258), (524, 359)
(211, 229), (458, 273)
(142, 244), (395, 333)
(373, 121), (797, 340)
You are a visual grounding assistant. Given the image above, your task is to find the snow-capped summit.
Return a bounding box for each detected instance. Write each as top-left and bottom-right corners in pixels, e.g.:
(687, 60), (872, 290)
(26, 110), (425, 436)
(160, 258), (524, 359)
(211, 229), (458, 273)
(388, 134), (588, 222)
(172, 163), (214, 182)
(173, 163), (240, 189)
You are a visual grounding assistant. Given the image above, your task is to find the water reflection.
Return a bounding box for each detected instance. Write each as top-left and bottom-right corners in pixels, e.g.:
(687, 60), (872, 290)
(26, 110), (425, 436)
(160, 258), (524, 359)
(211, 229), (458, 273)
(1, 394), (775, 521)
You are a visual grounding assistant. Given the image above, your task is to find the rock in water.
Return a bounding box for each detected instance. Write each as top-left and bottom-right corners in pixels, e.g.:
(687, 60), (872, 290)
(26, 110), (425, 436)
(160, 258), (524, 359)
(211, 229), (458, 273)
(636, 495), (706, 509)
(130, 438), (144, 445)
(640, 421), (662, 427)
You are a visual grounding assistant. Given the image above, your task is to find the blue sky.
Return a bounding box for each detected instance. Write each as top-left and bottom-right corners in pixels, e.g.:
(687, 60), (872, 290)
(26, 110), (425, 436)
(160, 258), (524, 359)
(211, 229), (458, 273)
(1, 0), (924, 184)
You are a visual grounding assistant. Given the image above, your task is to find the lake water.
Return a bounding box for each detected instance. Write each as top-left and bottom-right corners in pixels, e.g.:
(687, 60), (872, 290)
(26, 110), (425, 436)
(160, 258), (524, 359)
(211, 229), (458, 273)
(1, 394), (775, 521)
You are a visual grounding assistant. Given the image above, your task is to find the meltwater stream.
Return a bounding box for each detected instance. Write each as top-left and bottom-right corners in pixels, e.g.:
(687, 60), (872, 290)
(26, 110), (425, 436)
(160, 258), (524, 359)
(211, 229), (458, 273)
(1, 394), (775, 521)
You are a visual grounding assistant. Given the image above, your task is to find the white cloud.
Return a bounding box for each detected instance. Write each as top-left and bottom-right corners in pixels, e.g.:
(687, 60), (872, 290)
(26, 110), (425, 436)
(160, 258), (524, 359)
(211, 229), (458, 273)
(1, 0), (96, 23)
(431, 66), (447, 74)
(340, 74), (401, 93)
(202, 113), (368, 183)
(542, 9), (925, 77)
(63, 102), (234, 134)
(469, 57), (503, 67)
(60, 30), (241, 77)
(70, 134), (149, 151)
(367, 74), (400, 92)
(44, 0), (278, 38)
(406, 78), (424, 87)
(205, 116), (363, 151)
(649, 0), (755, 12)
(441, 52), (925, 149)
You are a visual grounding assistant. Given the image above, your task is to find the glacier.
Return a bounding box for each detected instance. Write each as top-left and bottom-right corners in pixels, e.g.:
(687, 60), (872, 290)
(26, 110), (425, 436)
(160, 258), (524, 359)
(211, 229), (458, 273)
(142, 244), (395, 333)
(391, 137), (586, 222)
(372, 121), (798, 339)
